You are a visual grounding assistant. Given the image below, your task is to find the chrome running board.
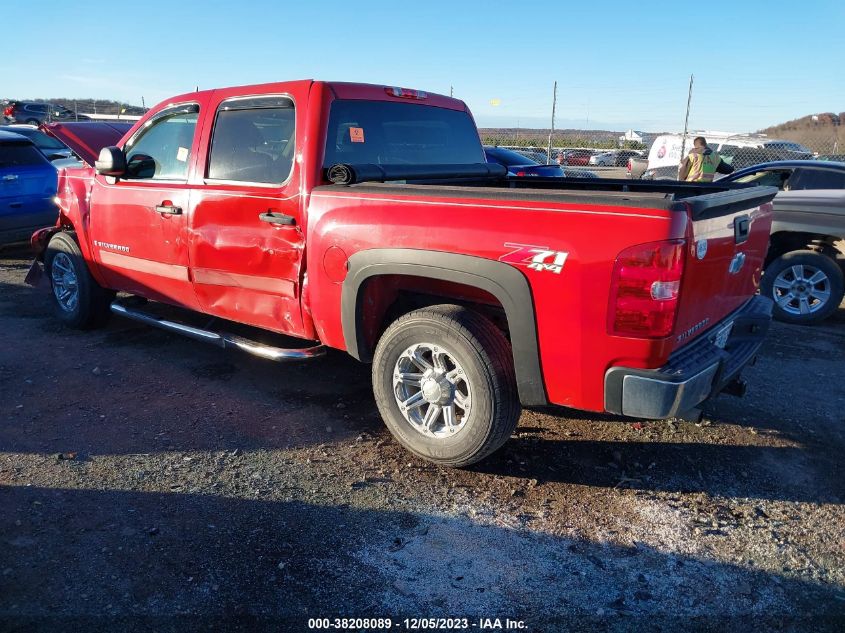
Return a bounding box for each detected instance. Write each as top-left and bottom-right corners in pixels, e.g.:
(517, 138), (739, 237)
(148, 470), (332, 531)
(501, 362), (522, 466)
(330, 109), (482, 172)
(110, 301), (326, 361)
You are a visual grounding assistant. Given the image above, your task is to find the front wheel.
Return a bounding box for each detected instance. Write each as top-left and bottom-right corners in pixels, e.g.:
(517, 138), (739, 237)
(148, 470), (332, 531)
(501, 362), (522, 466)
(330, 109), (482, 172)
(761, 250), (844, 325)
(45, 232), (114, 329)
(372, 305), (521, 467)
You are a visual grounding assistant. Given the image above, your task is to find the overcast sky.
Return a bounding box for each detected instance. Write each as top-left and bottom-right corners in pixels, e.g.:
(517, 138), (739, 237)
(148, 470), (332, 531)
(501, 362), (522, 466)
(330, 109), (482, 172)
(3, 0), (843, 132)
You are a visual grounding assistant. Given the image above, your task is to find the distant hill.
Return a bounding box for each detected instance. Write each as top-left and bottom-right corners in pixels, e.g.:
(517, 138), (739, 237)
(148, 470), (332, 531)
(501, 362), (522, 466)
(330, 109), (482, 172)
(760, 113), (843, 155)
(478, 127), (646, 150)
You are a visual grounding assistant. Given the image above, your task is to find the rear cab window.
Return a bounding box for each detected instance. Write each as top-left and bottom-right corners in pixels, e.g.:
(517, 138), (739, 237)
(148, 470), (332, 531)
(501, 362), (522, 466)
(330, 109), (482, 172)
(323, 100), (484, 168)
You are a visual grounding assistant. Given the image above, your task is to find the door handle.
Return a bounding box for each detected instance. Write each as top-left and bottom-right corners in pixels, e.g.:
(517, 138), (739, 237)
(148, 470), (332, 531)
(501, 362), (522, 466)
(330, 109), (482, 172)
(259, 211), (296, 226)
(155, 204), (182, 215)
(734, 215), (749, 244)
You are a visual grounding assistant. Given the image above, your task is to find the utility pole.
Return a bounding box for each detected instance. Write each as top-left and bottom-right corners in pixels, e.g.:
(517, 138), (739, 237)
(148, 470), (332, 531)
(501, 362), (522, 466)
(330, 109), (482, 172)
(679, 74), (694, 177)
(450, 85), (453, 98)
(547, 80), (557, 164)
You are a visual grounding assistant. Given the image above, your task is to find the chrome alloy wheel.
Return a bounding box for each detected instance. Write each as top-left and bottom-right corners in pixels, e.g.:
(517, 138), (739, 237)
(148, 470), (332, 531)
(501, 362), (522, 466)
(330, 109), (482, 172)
(393, 343), (472, 438)
(772, 264), (831, 316)
(50, 252), (79, 313)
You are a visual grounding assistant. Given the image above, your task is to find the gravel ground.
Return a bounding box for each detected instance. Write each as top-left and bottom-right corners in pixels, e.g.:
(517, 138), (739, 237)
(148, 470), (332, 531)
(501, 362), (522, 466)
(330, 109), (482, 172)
(0, 243), (844, 632)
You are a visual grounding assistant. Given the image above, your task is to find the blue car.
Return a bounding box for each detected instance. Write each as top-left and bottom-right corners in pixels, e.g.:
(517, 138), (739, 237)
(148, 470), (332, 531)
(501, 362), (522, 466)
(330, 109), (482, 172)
(484, 146), (597, 178)
(0, 125), (74, 162)
(0, 130), (58, 245)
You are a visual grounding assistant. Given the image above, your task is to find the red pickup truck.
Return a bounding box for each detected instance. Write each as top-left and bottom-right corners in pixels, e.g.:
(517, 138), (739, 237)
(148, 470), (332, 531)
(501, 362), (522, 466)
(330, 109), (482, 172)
(29, 80), (777, 467)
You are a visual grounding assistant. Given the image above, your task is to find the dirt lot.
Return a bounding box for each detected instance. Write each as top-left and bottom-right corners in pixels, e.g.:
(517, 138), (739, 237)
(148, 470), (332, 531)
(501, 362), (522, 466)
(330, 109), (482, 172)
(1, 244), (843, 632)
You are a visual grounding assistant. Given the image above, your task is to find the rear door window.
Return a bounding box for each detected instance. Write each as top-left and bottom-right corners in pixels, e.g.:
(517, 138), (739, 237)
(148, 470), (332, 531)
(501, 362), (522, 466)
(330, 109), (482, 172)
(734, 169), (791, 189)
(0, 142), (48, 167)
(207, 96), (295, 185)
(323, 100), (484, 167)
(787, 168), (845, 190)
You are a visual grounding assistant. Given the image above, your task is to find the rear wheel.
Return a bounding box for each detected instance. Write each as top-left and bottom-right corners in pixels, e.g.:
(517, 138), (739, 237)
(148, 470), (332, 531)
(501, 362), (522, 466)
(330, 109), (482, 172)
(761, 250), (844, 325)
(45, 232), (114, 329)
(372, 305), (521, 467)
(25, 118), (40, 126)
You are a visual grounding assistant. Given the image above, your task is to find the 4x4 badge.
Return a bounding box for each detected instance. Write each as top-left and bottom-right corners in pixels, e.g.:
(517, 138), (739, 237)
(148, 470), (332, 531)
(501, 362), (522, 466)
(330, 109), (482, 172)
(500, 243), (569, 274)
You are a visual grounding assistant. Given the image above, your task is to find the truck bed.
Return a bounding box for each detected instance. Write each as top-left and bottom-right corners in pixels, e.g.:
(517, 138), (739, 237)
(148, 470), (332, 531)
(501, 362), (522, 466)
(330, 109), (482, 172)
(315, 176), (772, 219)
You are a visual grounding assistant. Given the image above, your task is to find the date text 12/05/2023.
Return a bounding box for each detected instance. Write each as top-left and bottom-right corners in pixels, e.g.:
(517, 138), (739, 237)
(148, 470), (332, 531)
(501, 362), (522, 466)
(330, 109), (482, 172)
(306, 617), (528, 630)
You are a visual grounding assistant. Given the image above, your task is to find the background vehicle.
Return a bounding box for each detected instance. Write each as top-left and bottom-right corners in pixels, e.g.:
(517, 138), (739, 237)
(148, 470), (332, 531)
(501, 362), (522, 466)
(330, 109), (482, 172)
(627, 155), (649, 179)
(484, 146), (596, 177)
(558, 149), (594, 166)
(718, 160), (845, 324)
(0, 131), (57, 244)
(589, 151), (616, 166)
(615, 149), (644, 167)
(32, 80), (776, 467)
(0, 125), (73, 161)
(3, 101), (90, 125)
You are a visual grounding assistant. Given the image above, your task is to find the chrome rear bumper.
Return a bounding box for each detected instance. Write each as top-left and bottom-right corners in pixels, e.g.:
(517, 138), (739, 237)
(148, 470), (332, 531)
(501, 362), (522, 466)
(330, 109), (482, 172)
(604, 296), (772, 419)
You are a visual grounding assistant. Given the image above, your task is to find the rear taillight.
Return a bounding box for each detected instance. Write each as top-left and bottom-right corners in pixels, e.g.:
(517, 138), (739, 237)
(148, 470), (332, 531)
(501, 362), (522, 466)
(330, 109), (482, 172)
(3, 106), (13, 116)
(608, 239), (686, 338)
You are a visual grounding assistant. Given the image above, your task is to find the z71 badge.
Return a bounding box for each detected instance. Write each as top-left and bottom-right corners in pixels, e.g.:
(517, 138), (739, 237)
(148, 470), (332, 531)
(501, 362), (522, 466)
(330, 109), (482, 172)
(499, 243), (569, 274)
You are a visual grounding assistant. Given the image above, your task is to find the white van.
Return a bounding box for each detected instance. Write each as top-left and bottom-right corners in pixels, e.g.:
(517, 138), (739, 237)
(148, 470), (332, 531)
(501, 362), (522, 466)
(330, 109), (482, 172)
(644, 132), (813, 179)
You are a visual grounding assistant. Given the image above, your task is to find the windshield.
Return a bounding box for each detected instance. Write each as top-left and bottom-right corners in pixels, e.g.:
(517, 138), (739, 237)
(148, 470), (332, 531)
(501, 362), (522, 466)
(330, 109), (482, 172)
(323, 100), (484, 168)
(7, 128), (67, 151)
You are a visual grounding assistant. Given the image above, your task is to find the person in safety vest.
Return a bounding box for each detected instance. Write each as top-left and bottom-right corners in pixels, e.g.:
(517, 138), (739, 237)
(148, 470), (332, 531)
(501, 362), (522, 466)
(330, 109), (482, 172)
(679, 136), (733, 181)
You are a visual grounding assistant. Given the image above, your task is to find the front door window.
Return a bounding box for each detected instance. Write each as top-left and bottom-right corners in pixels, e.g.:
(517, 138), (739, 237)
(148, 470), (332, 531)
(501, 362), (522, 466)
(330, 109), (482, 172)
(123, 105), (199, 181)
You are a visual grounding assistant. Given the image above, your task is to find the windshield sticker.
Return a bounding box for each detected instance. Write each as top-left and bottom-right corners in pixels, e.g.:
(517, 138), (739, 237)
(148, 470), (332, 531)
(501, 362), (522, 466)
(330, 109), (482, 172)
(176, 147), (189, 162)
(349, 127), (365, 143)
(500, 243), (569, 274)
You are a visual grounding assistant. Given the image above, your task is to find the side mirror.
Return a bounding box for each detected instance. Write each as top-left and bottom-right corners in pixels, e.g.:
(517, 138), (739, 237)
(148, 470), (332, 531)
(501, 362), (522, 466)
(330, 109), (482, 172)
(95, 146), (126, 176)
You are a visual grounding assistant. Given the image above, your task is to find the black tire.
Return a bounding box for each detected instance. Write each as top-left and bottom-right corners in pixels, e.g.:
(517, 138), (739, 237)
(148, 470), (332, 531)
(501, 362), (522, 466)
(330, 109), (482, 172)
(761, 250), (844, 325)
(44, 232), (114, 329)
(372, 304), (521, 467)
(25, 119), (40, 126)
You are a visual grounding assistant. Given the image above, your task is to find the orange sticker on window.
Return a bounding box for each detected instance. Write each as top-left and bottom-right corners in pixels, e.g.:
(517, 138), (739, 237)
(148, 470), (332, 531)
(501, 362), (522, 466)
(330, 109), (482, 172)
(349, 127), (365, 143)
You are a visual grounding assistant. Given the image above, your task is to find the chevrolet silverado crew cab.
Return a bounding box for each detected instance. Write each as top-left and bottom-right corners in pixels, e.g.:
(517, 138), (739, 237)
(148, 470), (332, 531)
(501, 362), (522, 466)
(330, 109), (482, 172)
(29, 80), (777, 467)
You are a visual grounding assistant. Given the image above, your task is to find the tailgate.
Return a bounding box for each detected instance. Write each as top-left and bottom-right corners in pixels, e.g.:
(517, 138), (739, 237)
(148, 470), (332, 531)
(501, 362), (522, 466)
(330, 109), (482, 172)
(671, 187), (778, 350)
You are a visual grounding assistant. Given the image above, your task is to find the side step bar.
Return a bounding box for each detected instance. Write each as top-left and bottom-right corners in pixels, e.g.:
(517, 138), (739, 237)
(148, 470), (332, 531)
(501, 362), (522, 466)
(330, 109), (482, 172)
(110, 301), (326, 361)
